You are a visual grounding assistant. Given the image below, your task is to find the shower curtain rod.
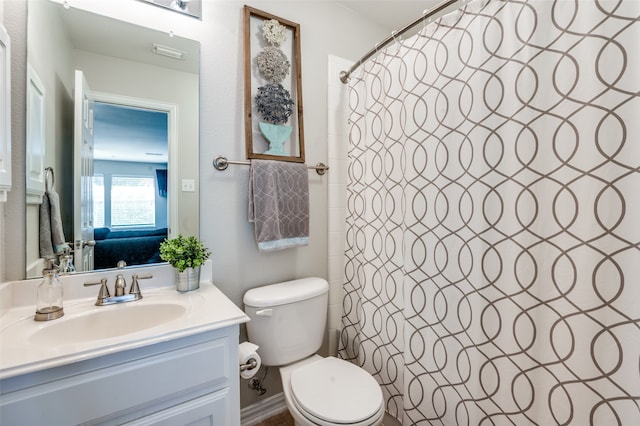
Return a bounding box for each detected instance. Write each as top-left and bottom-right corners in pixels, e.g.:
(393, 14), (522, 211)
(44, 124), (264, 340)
(339, 0), (459, 83)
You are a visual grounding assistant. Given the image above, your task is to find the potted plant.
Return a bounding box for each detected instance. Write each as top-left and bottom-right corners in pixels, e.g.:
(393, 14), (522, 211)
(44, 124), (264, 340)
(159, 235), (211, 292)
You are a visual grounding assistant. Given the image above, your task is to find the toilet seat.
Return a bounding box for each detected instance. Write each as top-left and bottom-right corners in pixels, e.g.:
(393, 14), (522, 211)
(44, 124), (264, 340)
(289, 357), (384, 425)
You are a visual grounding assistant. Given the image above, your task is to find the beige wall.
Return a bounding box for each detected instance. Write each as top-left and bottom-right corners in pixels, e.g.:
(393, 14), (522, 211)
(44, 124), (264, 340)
(2, 0), (389, 408)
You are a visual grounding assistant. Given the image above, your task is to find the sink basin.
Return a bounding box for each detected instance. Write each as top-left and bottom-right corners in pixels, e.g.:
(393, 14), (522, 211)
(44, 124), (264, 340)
(0, 274), (250, 380)
(30, 303), (187, 346)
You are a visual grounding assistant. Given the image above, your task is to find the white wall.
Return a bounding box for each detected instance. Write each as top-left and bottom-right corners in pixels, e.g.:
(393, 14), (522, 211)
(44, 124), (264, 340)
(2, 0), (391, 409)
(0, 0), (4, 282)
(327, 54), (351, 357)
(2, 0), (27, 282)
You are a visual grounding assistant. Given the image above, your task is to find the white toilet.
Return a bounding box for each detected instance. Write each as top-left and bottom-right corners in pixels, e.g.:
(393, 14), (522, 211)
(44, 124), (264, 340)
(243, 277), (385, 426)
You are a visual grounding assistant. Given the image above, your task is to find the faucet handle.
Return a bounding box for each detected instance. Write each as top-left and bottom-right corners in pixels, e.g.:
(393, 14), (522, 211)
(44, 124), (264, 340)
(129, 274), (153, 297)
(114, 274), (128, 297)
(84, 278), (110, 300)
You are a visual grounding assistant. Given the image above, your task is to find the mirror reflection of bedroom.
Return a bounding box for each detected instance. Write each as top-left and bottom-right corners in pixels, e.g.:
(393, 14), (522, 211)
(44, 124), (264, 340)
(92, 102), (169, 271)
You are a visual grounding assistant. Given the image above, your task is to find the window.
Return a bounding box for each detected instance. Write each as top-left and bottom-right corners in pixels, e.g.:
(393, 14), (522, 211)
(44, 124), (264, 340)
(111, 176), (155, 227)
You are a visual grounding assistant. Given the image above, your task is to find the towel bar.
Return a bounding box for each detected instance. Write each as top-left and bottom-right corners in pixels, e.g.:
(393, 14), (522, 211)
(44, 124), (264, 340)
(213, 156), (329, 176)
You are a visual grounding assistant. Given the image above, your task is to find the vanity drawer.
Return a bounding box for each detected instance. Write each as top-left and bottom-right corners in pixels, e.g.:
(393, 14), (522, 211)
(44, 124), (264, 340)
(123, 388), (231, 426)
(0, 332), (231, 425)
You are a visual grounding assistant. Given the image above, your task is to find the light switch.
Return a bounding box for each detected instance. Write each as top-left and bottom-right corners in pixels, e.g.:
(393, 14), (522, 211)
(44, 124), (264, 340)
(181, 179), (195, 192)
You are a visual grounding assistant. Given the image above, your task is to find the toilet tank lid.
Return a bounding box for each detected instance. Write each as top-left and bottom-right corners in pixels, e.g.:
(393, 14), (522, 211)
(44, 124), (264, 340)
(243, 277), (329, 308)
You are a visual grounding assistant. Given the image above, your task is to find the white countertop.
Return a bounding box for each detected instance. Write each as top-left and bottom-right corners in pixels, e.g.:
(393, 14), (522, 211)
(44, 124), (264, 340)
(0, 263), (248, 380)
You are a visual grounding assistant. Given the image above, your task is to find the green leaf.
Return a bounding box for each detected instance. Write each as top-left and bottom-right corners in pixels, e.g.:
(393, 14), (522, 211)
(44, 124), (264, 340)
(159, 235), (211, 273)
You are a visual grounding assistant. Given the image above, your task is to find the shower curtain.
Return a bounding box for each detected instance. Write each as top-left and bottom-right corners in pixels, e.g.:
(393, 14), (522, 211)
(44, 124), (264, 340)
(339, 0), (639, 424)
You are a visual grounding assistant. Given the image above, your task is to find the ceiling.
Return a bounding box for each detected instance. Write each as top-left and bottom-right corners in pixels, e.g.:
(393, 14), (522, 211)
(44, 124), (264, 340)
(60, 5), (199, 74)
(337, 0), (453, 32)
(93, 103), (169, 163)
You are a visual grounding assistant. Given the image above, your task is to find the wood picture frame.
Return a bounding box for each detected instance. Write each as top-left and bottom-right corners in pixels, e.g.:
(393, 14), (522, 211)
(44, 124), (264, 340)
(243, 5), (305, 163)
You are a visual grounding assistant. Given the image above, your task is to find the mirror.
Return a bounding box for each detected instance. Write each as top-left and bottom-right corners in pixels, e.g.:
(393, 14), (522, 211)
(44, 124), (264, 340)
(25, 0), (200, 278)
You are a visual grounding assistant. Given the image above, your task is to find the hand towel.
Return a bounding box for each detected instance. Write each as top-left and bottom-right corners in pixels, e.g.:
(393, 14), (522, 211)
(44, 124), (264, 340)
(248, 160), (309, 252)
(39, 189), (67, 258)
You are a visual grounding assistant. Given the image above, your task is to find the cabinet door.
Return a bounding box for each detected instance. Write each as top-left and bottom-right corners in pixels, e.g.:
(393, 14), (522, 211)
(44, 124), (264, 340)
(0, 335), (230, 425)
(123, 389), (230, 426)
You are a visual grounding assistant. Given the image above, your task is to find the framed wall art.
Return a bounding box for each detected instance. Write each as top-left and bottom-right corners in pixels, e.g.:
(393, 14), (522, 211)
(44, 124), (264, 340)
(243, 6), (305, 163)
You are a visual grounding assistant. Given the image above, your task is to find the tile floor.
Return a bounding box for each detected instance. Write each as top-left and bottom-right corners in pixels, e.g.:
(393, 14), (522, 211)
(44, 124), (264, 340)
(254, 410), (294, 426)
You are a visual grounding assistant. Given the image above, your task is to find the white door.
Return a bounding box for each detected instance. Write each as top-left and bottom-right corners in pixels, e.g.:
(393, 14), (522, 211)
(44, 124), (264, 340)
(73, 70), (95, 272)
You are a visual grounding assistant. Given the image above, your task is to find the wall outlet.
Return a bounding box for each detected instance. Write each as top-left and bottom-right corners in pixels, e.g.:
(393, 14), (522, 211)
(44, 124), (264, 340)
(181, 179), (195, 192)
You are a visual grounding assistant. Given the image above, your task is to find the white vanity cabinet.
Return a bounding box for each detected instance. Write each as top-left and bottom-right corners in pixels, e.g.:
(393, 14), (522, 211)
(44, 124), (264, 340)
(0, 325), (240, 425)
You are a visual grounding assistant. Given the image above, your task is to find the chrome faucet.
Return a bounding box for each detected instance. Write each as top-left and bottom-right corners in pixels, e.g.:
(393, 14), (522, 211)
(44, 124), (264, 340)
(84, 274), (153, 306)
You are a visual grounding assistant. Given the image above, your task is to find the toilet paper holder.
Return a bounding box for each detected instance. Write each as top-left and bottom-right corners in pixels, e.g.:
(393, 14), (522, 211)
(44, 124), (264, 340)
(240, 358), (258, 372)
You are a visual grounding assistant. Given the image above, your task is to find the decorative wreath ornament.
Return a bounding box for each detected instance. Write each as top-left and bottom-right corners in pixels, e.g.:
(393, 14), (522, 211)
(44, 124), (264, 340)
(256, 46), (290, 83)
(262, 19), (287, 46)
(255, 84), (294, 125)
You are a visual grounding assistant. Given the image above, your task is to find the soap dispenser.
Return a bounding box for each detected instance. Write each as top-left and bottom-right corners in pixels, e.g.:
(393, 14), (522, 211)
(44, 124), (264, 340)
(34, 259), (65, 321)
(58, 246), (75, 274)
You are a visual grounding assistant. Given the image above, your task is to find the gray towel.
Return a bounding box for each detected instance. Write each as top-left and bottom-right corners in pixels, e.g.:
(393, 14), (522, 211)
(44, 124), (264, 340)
(248, 160), (309, 252)
(39, 189), (67, 258)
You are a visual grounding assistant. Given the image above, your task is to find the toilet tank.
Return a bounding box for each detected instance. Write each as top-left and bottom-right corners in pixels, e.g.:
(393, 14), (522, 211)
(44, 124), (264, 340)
(243, 277), (329, 367)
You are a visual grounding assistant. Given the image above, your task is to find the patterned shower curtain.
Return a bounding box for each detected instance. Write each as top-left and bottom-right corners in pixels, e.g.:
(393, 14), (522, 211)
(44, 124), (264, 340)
(339, 0), (639, 424)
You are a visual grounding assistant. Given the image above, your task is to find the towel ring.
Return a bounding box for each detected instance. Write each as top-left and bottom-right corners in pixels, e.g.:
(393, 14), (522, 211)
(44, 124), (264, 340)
(45, 167), (54, 192)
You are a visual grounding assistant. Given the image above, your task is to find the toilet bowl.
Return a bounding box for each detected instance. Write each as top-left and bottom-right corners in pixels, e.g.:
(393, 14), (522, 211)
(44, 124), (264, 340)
(243, 278), (385, 426)
(280, 355), (384, 426)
